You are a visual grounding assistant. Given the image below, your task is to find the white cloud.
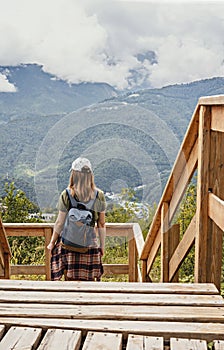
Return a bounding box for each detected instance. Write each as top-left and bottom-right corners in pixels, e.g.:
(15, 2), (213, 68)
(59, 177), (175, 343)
(0, 0), (224, 89)
(0, 74), (17, 92)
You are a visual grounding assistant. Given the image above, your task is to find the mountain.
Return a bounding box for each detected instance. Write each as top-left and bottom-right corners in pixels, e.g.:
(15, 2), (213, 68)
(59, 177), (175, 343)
(0, 64), (117, 118)
(1, 64), (224, 209)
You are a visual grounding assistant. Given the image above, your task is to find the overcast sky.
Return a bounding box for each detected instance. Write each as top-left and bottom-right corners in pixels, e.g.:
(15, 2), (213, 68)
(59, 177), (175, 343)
(0, 0), (224, 92)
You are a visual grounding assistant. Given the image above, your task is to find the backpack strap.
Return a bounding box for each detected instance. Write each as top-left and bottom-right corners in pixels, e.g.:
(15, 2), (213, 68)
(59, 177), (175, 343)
(66, 189), (78, 209)
(66, 189), (98, 210)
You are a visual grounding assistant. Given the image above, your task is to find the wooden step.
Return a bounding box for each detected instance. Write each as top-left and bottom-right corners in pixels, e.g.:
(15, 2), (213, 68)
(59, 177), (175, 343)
(0, 280), (223, 343)
(0, 290), (222, 306)
(82, 332), (122, 350)
(37, 329), (82, 350)
(0, 325), (223, 349)
(0, 326), (42, 350)
(0, 318), (224, 342)
(0, 303), (224, 322)
(0, 279), (219, 294)
(126, 334), (163, 350)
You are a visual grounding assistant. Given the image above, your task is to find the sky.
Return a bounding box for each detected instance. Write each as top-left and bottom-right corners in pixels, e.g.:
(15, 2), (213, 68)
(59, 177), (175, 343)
(0, 0), (224, 92)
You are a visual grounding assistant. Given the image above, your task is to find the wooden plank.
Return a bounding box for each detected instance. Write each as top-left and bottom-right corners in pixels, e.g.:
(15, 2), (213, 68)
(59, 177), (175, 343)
(169, 139), (198, 223)
(0, 219), (11, 278)
(169, 216), (195, 281)
(4, 222), (132, 237)
(170, 337), (207, 349)
(142, 260), (148, 282)
(127, 334), (144, 350)
(0, 326), (5, 340)
(4, 223), (47, 237)
(1, 304), (224, 322)
(44, 228), (52, 281)
(146, 229), (161, 274)
(4, 223), (54, 230)
(0, 250), (4, 270)
(211, 106), (224, 132)
(3, 253), (10, 279)
(128, 238), (138, 282)
(10, 264), (129, 276)
(0, 326), (42, 350)
(83, 332), (122, 350)
(11, 265), (46, 275)
(137, 264), (142, 282)
(214, 340), (224, 350)
(126, 334), (163, 350)
(207, 128), (224, 290)
(103, 264), (129, 275)
(0, 219), (11, 255)
(37, 328), (81, 350)
(195, 105), (211, 283)
(208, 193), (224, 231)
(168, 224), (180, 282)
(132, 223), (144, 258)
(161, 202), (169, 282)
(0, 290), (222, 306)
(0, 280), (219, 294)
(0, 318), (224, 341)
(199, 95), (224, 105)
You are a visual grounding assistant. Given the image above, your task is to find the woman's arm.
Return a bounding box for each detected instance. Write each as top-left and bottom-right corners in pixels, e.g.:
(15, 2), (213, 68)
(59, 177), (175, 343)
(47, 210), (67, 251)
(97, 211), (106, 256)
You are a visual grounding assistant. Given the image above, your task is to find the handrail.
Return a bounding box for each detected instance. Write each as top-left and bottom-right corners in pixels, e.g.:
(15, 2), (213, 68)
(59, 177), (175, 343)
(3, 222), (144, 282)
(141, 104), (200, 260)
(141, 95), (224, 290)
(0, 218), (11, 279)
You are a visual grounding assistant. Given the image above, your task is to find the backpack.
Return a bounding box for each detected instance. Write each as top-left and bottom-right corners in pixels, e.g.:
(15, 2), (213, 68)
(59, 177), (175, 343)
(61, 189), (98, 251)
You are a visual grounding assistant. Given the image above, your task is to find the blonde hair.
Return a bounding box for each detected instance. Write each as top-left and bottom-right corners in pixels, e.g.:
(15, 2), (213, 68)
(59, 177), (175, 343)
(68, 168), (96, 202)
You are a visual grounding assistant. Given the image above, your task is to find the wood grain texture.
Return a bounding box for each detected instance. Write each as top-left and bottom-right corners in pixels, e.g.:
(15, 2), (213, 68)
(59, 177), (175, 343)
(0, 326), (42, 350)
(82, 332), (122, 350)
(37, 329), (81, 350)
(126, 334), (163, 350)
(170, 337), (207, 350)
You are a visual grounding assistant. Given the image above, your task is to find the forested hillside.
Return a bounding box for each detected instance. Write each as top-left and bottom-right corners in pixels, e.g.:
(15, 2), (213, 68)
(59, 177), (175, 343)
(1, 64), (224, 209)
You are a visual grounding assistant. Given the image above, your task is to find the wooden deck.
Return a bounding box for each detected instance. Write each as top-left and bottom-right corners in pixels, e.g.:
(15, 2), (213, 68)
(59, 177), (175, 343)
(0, 280), (223, 349)
(0, 97), (224, 349)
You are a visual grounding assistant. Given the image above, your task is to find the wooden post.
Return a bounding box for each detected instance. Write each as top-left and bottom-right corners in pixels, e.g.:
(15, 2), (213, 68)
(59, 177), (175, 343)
(161, 202), (169, 282)
(0, 218), (12, 279)
(141, 260), (147, 282)
(3, 252), (10, 279)
(44, 228), (52, 281)
(195, 106), (211, 283)
(168, 224), (180, 282)
(206, 106), (224, 289)
(128, 235), (138, 282)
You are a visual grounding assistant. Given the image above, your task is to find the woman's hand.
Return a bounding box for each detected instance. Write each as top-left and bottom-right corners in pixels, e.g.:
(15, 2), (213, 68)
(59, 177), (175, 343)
(47, 242), (55, 251)
(99, 247), (104, 256)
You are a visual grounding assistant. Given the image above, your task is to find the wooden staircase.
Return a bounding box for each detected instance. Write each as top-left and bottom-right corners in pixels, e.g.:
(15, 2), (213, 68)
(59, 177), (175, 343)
(141, 95), (224, 290)
(0, 279), (223, 349)
(0, 95), (224, 348)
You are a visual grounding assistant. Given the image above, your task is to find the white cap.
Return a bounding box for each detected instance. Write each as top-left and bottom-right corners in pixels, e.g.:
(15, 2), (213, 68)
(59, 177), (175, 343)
(70, 157), (93, 173)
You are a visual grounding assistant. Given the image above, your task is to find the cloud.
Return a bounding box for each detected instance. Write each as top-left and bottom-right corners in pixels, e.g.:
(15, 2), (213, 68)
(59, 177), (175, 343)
(0, 73), (17, 92)
(0, 0), (224, 89)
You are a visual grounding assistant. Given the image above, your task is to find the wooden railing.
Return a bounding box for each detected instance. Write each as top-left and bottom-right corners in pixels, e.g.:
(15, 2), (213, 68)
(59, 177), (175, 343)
(141, 95), (224, 290)
(3, 222), (144, 282)
(0, 218), (11, 279)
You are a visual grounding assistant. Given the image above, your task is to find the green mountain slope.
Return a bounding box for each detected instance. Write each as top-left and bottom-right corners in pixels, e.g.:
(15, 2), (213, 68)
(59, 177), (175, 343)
(1, 65), (224, 208)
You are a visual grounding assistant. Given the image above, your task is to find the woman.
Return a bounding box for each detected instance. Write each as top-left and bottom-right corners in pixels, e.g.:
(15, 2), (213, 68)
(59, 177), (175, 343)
(47, 157), (106, 281)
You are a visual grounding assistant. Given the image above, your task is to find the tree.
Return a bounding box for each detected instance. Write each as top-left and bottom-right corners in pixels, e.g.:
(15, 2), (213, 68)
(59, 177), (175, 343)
(0, 182), (44, 272)
(103, 188), (155, 281)
(0, 181), (41, 223)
